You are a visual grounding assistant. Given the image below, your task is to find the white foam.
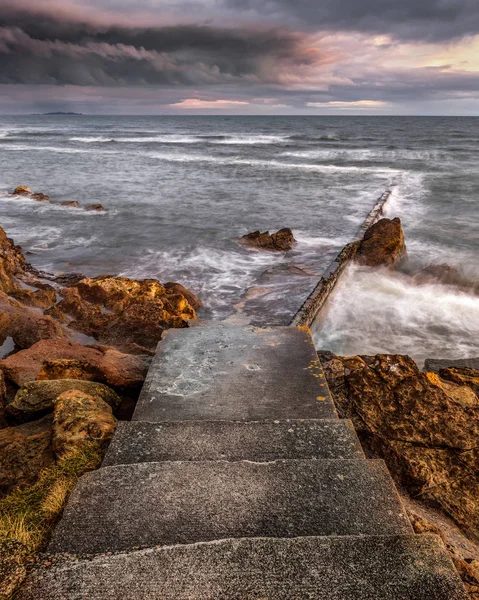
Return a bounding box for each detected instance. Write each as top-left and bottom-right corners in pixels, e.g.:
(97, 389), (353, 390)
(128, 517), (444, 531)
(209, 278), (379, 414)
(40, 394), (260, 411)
(70, 136), (114, 143)
(281, 148), (451, 162)
(215, 135), (290, 145)
(147, 151), (403, 176)
(314, 263), (479, 365)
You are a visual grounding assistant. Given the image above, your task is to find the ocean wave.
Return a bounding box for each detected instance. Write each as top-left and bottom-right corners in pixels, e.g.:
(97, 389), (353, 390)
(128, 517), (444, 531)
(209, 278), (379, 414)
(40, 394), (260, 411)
(147, 151), (403, 175)
(314, 263), (479, 366)
(281, 148), (452, 162)
(69, 133), (290, 145)
(120, 245), (286, 314)
(70, 136), (115, 143)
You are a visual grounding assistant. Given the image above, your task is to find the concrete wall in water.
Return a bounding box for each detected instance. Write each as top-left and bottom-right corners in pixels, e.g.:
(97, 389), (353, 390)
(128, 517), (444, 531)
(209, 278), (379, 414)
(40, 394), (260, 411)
(290, 189), (392, 330)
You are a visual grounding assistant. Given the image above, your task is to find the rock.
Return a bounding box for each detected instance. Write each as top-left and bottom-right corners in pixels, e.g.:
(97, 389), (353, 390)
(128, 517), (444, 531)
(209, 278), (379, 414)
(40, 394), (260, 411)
(6, 379), (121, 422)
(30, 192), (50, 202)
(60, 201), (80, 208)
(319, 351), (479, 538)
(439, 367), (479, 397)
(0, 294), (67, 350)
(355, 217), (406, 267)
(86, 204), (105, 212)
(0, 227), (26, 294)
(241, 228), (296, 251)
(12, 186), (32, 196)
(0, 539), (30, 599)
(164, 282), (202, 310)
(57, 276), (197, 349)
(0, 371), (7, 428)
(52, 390), (116, 456)
(407, 264), (479, 295)
(0, 415), (54, 495)
(0, 339), (149, 390)
(9, 283), (57, 309)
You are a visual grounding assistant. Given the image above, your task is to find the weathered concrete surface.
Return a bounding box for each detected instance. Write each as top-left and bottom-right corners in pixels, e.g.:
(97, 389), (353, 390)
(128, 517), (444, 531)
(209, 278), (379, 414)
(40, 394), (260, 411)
(103, 419), (365, 466)
(19, 535), (468, 600)
(424, 357), (479, 372)
(133, 325), (336, 422)
(49, 459), (411, 554)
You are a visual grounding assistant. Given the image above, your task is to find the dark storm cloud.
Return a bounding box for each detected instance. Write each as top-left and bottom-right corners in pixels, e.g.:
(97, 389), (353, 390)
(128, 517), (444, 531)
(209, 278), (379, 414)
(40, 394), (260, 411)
(223, 0), (479, 41)
(0, 5), (328, 87)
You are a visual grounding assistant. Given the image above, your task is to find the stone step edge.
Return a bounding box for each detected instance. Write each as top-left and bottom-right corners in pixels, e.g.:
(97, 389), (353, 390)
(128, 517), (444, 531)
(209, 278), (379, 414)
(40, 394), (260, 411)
(37, 533), (451, 559)
(18, 535), (468, 600)
(102, 419), (365, 466)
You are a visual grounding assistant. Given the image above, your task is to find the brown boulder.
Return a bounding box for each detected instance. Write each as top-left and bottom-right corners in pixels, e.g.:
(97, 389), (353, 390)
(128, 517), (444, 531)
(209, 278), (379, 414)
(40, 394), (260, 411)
(164, 282), (202, 310)
(319, 352), (479, 538)
(0, 338), (149, 389)
(12, 186), (32, 196)
(0, 415), (54, 495)
(0, 294), (67, 350)
(241, 228), (296, 251)
(6, 379), (121, 422)
(355, 217), (406, 267)
(52, 390), (116, 456)
(57, 276), (197, 349)
(86, 203), (105, 212)
(60, 200), (80, 208)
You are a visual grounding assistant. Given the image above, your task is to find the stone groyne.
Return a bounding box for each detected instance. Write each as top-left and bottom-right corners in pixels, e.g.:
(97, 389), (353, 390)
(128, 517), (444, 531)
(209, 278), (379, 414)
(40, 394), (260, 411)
(290, 188), (392, 328)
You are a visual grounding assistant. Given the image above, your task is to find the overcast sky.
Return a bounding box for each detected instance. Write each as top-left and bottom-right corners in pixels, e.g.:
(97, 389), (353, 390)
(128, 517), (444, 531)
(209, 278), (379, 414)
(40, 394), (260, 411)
(0, 0), (478, 114)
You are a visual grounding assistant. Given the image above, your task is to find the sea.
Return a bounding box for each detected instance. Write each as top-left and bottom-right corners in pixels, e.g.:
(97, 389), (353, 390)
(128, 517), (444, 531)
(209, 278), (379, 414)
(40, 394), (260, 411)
(0, 115), (477, 366)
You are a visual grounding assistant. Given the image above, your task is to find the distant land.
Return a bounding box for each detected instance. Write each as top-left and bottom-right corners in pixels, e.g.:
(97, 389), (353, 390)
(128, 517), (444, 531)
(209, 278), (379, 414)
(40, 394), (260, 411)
(32, 111), (83, 116)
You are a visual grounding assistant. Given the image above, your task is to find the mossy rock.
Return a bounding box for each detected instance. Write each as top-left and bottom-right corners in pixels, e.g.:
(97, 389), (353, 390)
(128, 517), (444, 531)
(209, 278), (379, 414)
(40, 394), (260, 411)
(6, 380), (121, 422)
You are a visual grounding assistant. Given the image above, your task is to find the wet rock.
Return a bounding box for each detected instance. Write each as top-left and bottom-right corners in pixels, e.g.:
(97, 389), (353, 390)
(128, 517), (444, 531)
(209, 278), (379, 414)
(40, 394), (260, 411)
(30, 192), (50, 202)
(57, 276), (198, 350)
(0, 415), (54, 495)
(60, 201), (80, 208)
(12, 186), (32, 196)
(9, 283), (57, 309)
(319, 351), (479, 538)
(0, 338), (149, 389)
(355, 217), (406, 267)
(86, 203), (105, 212)
(241, 228), (296, 251)
(164, 282), (202, 310)
(52, 390), (116, 456)
(408, 264), (479, 295)
(6, 379), (121, 422)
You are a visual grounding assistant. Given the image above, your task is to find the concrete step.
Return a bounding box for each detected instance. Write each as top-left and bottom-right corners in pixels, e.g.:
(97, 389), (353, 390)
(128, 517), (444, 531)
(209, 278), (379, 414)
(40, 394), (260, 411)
(49, 459), (411, 554)
(103, 419), (365, 466)
(18, 535), (468, 599)
(133, 324), (336, 422)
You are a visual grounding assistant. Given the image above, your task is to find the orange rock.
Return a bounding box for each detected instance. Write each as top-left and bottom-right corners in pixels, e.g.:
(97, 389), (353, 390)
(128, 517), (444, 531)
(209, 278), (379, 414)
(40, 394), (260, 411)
(355, 217), (406, 267)
(319, 352), (479, 538)
(0, 338), (149, 390)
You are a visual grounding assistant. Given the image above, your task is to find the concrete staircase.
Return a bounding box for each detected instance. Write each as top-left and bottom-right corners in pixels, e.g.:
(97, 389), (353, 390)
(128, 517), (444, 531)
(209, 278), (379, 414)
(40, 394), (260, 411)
(18, 325), (468, 599)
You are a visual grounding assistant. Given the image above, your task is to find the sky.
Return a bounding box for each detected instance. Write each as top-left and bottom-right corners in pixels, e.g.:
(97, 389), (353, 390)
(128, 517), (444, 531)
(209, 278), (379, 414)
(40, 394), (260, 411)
(0, 0), (478, 115)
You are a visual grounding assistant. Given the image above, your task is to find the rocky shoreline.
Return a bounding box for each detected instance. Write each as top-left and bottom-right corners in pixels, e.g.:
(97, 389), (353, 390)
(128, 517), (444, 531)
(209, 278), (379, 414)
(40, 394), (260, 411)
(0, 209), (478, 598)
(0, 219), (202, 597)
